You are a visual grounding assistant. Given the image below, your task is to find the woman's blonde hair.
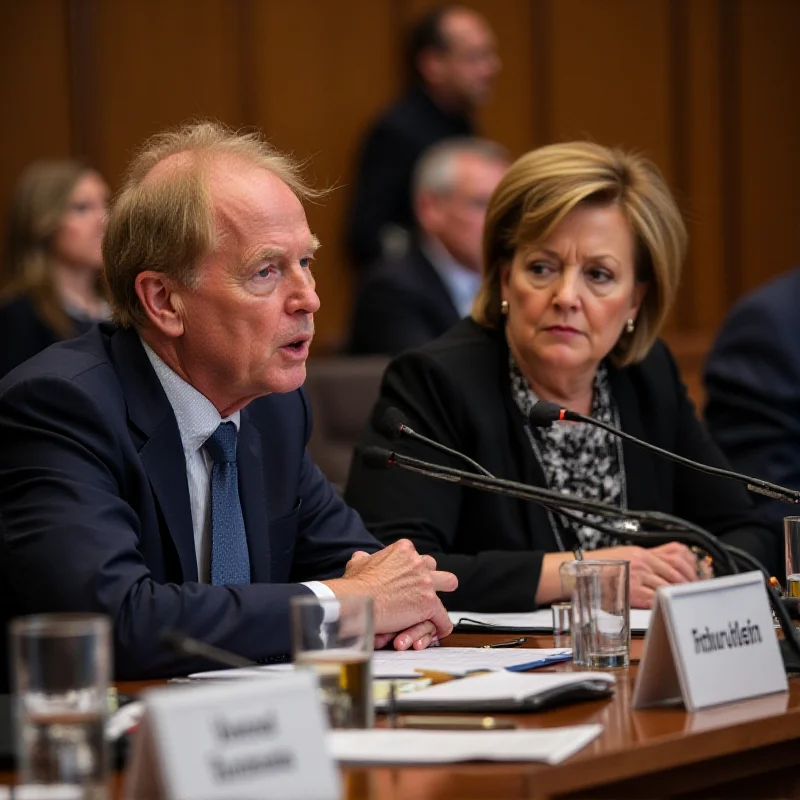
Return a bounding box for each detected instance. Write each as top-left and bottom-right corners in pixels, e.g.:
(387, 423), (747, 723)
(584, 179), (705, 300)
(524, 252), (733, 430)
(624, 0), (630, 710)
(103, 120), (323, 329)
(472, 141), (687, 365)
(3, 160), (96, 338)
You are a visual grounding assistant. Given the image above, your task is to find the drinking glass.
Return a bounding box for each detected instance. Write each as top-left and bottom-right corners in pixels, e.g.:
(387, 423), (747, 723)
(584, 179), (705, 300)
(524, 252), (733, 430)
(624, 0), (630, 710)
(290, 595), (374, 729)
(784, 516), (800, 596)
(560, 560), (630, 669)
(10, 613), (112, 799)
(551, 602), (571, 648)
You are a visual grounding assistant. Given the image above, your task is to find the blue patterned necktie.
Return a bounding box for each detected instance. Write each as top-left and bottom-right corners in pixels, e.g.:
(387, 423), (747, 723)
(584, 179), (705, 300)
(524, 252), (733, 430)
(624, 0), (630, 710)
(205, 421), (251, 585)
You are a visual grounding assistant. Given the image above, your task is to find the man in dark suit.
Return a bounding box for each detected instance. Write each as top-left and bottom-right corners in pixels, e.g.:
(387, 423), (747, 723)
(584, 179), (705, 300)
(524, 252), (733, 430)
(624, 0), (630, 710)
(346, 4), (500, 271)
(348, 138), (508, 355)
(704, 268), (800, 543)
(0, 121), (457, 684)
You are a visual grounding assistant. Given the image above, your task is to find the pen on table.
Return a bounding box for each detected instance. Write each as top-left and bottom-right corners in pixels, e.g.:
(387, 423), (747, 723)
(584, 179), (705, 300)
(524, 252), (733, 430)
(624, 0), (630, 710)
(481, 637), (528, 649)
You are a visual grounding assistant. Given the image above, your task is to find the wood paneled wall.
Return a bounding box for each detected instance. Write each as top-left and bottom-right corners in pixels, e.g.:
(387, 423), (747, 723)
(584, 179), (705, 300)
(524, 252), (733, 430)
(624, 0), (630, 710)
(2, 0), (799, 357)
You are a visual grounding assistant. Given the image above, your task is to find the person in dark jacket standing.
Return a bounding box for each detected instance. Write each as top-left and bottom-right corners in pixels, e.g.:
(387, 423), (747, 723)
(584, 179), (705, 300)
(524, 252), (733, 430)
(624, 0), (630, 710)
(346, 4), (500, 271)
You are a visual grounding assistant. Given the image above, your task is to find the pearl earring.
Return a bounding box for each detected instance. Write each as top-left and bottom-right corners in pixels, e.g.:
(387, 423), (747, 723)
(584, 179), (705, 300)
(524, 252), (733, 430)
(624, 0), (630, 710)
(625, 318), (635, 334)
(501, 300), (509, 316)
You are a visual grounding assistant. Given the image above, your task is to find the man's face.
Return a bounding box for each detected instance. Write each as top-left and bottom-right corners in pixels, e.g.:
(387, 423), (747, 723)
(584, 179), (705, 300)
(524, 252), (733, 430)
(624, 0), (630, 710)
(420, 153), (507, 273)
(172, 159), (320, 415)
(437, 9), (500, 109)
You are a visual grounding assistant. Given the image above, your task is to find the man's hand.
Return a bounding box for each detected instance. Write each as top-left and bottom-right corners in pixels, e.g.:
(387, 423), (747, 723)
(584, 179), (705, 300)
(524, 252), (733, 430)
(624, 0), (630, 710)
(323, 539), (457, 650)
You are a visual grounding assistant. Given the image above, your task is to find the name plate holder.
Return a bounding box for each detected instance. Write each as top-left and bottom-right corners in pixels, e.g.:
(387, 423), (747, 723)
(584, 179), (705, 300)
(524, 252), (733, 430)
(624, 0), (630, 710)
(124, 671), (340, 800)
(632, 571), (788, 711)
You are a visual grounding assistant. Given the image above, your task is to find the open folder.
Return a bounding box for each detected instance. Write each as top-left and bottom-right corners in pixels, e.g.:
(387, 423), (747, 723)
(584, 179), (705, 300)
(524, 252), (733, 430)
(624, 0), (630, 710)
(449, 609), (652, 635)
(376, 670), (615, 713)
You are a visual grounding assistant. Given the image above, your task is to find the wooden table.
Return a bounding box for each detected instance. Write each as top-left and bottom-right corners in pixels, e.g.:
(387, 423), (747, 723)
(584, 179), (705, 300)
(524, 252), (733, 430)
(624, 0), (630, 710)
(7, 632), (800, 799)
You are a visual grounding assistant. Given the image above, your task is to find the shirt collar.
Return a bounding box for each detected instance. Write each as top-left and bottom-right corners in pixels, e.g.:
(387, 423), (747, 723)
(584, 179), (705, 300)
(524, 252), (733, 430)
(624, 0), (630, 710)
(420, 236), (481, 318)
(140, 338), (240, 455)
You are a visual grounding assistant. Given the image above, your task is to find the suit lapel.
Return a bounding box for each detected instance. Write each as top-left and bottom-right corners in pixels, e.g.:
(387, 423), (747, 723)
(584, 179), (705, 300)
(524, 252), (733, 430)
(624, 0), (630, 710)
(237, 409), (271, 582)
(494, 336), (563, 551)
(413, 245), (462, 327)
(111, 328), (198, 582)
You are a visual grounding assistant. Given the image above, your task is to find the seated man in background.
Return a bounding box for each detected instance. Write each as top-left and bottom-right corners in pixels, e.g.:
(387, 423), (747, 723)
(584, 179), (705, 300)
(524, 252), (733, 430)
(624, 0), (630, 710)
(346, 4), (500, 270)
(704, 268), (800, 546)
(348, 138), (508, 355)
(0, 121), (457, 686)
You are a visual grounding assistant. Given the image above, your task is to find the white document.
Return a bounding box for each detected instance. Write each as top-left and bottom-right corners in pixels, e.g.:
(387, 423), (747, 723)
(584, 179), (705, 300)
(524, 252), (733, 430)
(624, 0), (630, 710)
(449, 608), (652, 634)
(188, 663), (295, 681)
(379, 670), (615, 712)
(328, 725), (603, 765)
(189, 648), (572, 682)
(371, 647), (572, 678)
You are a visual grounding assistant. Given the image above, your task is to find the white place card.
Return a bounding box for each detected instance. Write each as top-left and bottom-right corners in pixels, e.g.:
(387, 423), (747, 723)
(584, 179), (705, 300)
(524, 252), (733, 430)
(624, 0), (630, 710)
(633, 571), (787, 712)
(123, 672), (340, 800)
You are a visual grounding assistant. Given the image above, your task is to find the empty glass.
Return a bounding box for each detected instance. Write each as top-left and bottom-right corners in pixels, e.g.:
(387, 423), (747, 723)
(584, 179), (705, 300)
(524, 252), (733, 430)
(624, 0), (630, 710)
(560, 560), (630, 669)
(551, 602), (572, 648)
(11, 613), (112, 799)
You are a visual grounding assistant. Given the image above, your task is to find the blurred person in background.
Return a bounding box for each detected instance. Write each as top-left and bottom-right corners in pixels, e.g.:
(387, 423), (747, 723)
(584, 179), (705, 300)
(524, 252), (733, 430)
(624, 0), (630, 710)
(346, 141), (778, 611)
(348, 137), (508, 355)
(0, 160), (110, 376)
(704, 268), (800, 547)
(346, 4), (500, 271)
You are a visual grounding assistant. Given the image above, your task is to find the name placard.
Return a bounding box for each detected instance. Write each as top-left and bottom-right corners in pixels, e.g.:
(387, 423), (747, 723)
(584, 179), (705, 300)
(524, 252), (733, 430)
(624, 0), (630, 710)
(632, 571), (787, 712)
(123, 672), (340, 800)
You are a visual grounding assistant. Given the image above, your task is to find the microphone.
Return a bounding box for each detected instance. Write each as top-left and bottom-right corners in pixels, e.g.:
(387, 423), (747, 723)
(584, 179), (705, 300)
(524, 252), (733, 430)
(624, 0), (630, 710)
(360, 447), (800, 669)
(360, 445), (736, 573)
(160, 629), (257, 669)
(377, 407), (493, 477)
(529, 400), (800, 506)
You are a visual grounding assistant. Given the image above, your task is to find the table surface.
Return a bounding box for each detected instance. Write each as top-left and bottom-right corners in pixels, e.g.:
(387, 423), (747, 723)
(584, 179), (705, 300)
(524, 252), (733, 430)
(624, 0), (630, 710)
(6, 632), (800, 799)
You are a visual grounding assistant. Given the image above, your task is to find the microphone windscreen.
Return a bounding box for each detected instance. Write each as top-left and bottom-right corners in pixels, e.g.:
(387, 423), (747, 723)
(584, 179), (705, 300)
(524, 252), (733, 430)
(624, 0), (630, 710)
(529, 401), (563, 427)
(359, 446), (394, 470)
(377, 407), (408, 440)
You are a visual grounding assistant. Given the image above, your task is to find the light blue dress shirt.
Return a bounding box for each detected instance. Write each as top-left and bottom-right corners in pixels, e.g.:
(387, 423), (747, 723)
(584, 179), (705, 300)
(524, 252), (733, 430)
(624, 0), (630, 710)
(141, 340), (336, 609)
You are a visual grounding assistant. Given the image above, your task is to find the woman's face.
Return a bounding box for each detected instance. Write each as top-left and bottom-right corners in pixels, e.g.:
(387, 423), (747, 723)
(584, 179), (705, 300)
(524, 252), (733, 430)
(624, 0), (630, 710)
(501, 203), (647, 380)
(50, 171), (109, 271)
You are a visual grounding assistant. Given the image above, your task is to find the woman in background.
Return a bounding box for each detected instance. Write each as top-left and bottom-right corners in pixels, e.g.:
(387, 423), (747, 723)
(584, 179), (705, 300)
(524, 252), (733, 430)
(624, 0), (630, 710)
(345, 141), (777, 611)
(0, 160), (110, 377)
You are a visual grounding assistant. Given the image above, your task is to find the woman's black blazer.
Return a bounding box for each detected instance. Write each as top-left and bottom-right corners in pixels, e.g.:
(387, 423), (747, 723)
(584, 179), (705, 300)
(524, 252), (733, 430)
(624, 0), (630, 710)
(344, 318), (779, 611)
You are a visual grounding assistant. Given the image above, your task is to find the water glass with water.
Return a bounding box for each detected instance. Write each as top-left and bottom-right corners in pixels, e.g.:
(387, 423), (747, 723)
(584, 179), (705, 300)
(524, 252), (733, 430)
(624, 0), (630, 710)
(291, 595), (374, 729)
(784, 516), (800, 596)
(560, 559), (630, 669)
(11, 613), (112, 799)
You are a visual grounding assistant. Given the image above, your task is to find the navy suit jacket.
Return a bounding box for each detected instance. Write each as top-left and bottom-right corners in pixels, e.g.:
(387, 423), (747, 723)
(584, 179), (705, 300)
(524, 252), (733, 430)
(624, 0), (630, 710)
(0, 324), (380, 683)
(705, 268), (800, 539)
(347, 243), (462, 356)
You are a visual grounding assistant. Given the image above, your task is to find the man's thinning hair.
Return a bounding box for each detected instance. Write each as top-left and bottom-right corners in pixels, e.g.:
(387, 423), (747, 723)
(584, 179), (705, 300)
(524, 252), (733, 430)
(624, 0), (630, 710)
(103, 120), (321, 329)
(412, 137), (509, 199)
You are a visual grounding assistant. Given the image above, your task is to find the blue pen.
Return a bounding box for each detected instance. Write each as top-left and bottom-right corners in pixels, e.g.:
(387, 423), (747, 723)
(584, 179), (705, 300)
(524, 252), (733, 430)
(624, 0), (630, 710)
(505, 651), (573, 671)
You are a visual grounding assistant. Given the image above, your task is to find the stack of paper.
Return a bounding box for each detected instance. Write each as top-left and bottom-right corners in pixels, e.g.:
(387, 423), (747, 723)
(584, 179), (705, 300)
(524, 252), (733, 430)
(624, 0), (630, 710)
(449, 609), (652, 634)
(378, 670), (615, 712)
(371, 647), (572, 678)
(328, 724), (603, 765)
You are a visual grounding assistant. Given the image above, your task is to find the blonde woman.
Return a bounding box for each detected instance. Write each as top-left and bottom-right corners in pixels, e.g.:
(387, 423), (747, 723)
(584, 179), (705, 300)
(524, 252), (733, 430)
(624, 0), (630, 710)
(346, 142), (777, 610)
(0, 160), (110, 376)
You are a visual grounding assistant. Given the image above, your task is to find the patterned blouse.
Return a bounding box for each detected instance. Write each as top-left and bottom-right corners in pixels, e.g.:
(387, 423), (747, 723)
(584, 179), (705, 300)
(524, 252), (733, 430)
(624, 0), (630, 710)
(509, 355), (629, 551)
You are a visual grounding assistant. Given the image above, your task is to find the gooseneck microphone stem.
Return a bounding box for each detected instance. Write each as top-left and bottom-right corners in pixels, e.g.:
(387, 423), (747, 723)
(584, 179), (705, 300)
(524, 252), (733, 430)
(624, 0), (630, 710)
(362, 446), (736, 575)
(530, 401), (800, 506)
(161, 629), (257, 669)
(379, 408), (698, 559)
